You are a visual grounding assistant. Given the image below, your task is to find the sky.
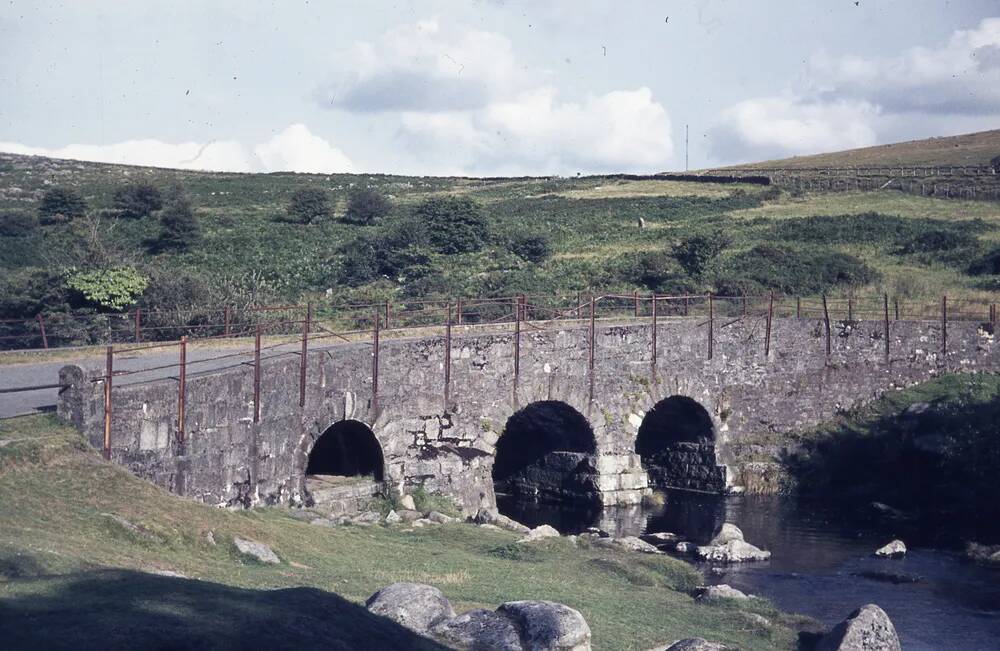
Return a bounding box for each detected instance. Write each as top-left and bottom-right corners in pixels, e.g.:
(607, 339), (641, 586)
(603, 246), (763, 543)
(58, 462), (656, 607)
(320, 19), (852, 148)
(1, 0), (999, 176)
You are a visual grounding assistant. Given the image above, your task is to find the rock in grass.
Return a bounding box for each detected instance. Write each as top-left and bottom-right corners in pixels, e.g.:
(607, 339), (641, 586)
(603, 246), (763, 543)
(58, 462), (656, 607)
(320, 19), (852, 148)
(396, 509), (424, 522)
(708, 523), (744, 546)
(694, 584), (750, 602)
(430, 608), (524, 651)
(399, 494), (417, 511)
(518, 524), (560, 543)
(385, 509), (402, 524)
(366, 582), (456, 634)
(427, 510), (454, 524)
(874, 540), (906, 558)
(612, 536), (661, 553)
(656, 639), (730, 651)
(101, 513), (160, 542)
(497, 600), (591, 651)
(309, 517), (333, 527)
(816, 604), (901, 651)
(695, 539), (771, 563)
(233, 537), (280, 564)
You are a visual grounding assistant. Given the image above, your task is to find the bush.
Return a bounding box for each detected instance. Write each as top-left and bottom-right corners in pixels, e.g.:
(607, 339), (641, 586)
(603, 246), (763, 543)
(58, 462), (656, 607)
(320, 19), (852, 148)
(414, 197), (487, 254)
(508, 233), (551, 263)
(286, 188), (330, 224)
(38, 187), (86, 224)
(968, 247), (1000, 276)
(618, 252), (699, 294)
(340, 222), (431, 286)
(345, 188), (391, 225)
(0, 211), (38, 237)
(671, 233), (729, 276)
(65, 266), (149, 311)
(112, 183), (163, 219)
(718, 245), (880, 295)
(897, 229), (979, 254)
(151, 186), (199, 252)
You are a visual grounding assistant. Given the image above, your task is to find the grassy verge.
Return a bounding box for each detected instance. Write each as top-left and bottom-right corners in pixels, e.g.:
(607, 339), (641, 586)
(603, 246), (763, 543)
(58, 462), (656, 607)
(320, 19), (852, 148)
(0, 414), (814, 650)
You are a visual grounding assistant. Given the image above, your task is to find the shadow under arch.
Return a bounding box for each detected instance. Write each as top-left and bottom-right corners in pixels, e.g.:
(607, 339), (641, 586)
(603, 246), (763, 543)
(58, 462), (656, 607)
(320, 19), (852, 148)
(306, 419), (385, 482)
(493, 400), (600, 507)
(636, 395), (726, 493)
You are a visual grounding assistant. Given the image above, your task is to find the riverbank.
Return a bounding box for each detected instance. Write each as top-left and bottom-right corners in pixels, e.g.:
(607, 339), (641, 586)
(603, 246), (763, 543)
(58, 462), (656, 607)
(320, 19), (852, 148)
(0, 414), (815, 650)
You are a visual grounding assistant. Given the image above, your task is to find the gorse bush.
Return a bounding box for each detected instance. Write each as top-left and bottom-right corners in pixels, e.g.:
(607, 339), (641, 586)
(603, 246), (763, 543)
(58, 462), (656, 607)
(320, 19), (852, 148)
(508, 232), (552, 263)
(112, 183), (163, 219)
(769, 213), (988, 245)
(0, 211), (38, 237)
(968, 247), (1000, 276)
(38, 187), (86, 224)
(717, 244), (880, 295)
(671, 233), (729, 276)
(415, 197), (488, 254)
(896, 229), (979, 254)
(345, 188), (391, 225)
(152, 186), (199, 252)
(285, 188), (331, 224)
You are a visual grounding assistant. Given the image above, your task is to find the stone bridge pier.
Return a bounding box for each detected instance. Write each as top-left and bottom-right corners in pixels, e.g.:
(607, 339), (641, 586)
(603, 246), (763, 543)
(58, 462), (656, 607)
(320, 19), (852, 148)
(58, 315), (998, 514)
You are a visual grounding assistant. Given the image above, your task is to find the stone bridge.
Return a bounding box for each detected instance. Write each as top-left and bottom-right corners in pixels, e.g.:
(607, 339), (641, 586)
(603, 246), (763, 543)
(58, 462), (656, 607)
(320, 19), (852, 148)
(58, 315), (998, 514)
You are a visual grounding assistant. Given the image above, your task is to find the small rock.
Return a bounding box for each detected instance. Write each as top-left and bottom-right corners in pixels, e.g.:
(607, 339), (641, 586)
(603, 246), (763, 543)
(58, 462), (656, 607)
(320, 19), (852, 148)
(396, 509), (423, 522)
(497, 600), (592, 650)
(365, 582), (456, 634)
(101, 513), (159, 542)
(658, 638), (730, 651)
(385, 510), (402, 524)
(479, 523), (502, 531)
(233, 537), (280, 564)
(641, 532), (679, 545)
(309, 518), (333, 527)
(414, 518), (437, 527)
(695, 584), (749, 602)
(695, 540), (771, 563)
(427, 511), (454, 524)
(585, 527), (612, 538)
(611, 536), (660, 553)
(430, 609), (524, 651)
(400, 494), (417, 511)
(816, 603), (901, 651)
(518, 524), (560, 543)
(675, 541), (695, 554)
(874, 540), (906, 558)
(709, 523), (744, 546)
(352, 511), (382, 526)
(205, 531), (216, 545)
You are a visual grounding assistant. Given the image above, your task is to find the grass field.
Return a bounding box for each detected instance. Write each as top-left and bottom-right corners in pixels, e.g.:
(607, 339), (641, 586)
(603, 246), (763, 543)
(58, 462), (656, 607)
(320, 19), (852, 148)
(0, 414), (815, 650)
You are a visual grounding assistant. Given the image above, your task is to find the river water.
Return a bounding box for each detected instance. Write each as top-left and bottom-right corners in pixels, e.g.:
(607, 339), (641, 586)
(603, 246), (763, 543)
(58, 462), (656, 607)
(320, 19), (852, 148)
(498, 491), (1000, 650)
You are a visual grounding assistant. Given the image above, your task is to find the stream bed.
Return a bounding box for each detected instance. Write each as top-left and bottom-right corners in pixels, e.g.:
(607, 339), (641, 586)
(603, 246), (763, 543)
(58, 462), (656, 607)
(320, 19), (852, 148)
(498, 490), (1000, 650)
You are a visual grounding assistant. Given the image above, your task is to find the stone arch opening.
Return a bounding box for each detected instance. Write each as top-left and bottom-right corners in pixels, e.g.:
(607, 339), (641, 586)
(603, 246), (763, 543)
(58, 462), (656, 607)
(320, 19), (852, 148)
(305, 420), (386, 513)
(493, 401), (600, 506)
(636, 396), (726, 493)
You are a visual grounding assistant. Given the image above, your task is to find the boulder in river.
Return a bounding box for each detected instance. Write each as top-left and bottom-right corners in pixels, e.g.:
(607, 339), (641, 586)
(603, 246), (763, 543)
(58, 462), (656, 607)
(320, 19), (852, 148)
(695, 539), (771, 563)
(518, 524), (560, 543)
(874, 540), (906, 558)
(709, 523), (744, 546)
(815, 603), (901, 651)
(594, 536), (660, 553)
(365, 582), (456, 634)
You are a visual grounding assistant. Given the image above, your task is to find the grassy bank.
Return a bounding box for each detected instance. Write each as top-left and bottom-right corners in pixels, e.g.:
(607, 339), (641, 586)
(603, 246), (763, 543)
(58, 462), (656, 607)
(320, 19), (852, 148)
(0, 414), (813, 650)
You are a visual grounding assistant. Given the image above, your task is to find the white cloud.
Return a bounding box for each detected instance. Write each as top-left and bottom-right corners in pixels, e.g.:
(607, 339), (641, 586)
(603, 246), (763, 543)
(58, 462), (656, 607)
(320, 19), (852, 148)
(0, 124), (354, 173)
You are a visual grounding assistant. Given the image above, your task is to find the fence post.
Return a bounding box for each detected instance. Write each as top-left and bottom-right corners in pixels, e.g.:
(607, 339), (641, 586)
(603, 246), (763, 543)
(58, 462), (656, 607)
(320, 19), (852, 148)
(224, 305), (232, 337)
(299, 303), (311, 408)
(894, 298), (900, 321)
(822, 294), (832, 356)
(941, 295), (948, 358)
(651, 293), (658, 379)
(372, 309), (380, 412)
(576, 292), (582, 319)
(133, 309), (141, 343)
(456, 298), (463, 326)
(796, 297), (801, 319)
(848, 296), (853, 322)
(103, 345), (113, 460)
(513, 295), (521, 401)
(37, 314), (48, 349)
(634, 290), (639, 317)
(883, 294), (890, 362)
(742, 296), (747, 316)
(588, 295), (596, 402)
(764, 291), (773, 358)
(444, 304), (452, 406)
(178, 336), (187, 446)
(253, 324), (261, 424)
(684, 296), (690, 317)
(707, 293), (714, 360)
(384, 299), (391, 330)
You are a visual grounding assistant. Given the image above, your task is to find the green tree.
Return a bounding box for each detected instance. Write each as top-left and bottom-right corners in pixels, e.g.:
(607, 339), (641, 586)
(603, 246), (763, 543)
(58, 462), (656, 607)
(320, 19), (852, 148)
(672, 233), (729, 276)
(345, 187), (391, 225)
(415, 197), (487, 254)
(38, 187), (86, 224)
(152, 186), (200, 252)
(508, 232), (552, 263)
(113, 182), (163, 219)
(65, 266), (149, 311)
(286, 188), (331, 224)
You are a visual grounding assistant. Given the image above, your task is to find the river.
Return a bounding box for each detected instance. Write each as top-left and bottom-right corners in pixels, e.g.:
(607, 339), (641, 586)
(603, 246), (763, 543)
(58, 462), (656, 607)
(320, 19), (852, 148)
(498, 490), (1000, 650)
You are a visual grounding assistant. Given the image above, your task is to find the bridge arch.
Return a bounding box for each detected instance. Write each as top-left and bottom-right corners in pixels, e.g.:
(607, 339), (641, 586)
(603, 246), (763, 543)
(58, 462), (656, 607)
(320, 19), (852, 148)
(493, 400), (600, 505)
(636, 396), (726, 492)
(305, 419), (385, 482)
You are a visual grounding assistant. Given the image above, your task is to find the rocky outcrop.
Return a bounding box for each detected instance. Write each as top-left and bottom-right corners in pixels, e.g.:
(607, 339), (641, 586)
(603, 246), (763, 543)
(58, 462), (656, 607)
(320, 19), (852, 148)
(816, 604), (901, 651)
(695, 539), (771, 563)
(874, 540), (906, 558)
(232, 537), (280, 564)
(365, 583), (456, 634)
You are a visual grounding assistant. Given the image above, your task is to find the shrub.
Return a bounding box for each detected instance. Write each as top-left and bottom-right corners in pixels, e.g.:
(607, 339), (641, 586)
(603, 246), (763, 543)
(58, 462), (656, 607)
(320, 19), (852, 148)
(718, 244), (880, 295)
(671, 233), (729, 276)
(286, 188), (330, 224)
(152, 186), (199, 252)
(38, 187), (86, 224)
(414, 197), (487, 254)
(340, 222), (431, 286)
(508, 232), (551, 263)
(112, 183), (163, 219)
(968, 247), (1000, 276)
(897, 229), (979, 254)
(65, 266), (149, 311)
(345, 188), (391, 225)
(0, 211), (38, 237)
(618, 252), (699, 294)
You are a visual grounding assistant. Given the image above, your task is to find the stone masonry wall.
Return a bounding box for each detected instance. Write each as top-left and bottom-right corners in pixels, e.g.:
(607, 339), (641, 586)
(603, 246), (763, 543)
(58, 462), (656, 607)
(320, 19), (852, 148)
(58, 316), (999, 512)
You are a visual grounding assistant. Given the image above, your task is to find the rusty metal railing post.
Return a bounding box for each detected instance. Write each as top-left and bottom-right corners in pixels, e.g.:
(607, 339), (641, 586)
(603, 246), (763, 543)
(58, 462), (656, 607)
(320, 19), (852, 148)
(372, 309), (380, 412)
(576, 292), (582, 319)
(299, 303), (311, 408)
(742, 296), (747, 316)
(941, 295), (948, 358)
(707, 293), (714, 360)
(253, 324), (261, 423)
(883, 293), (890, 362)
(178, 336), (187, 446)
(444, 304), (452, 406)
(684, 296), (690, 317)
(796, 297), (801, 319)
(37, 314), (48, 349)
(633, 290), (639, 317)
(456, 298), (463, 326)
(384, 299), (391, 330)
(588, 295), (596, 402)
(894, 298), (899, 321)
(513, 295), (521, 400)
(822, 294), (832, 356)
(134, 308), (142, 343)
(764, 291), (773, 358)
(651, 293), (658, 379)
(224, 305), (232, 337)
(103, 345), (113, 460)
(848, 296), (854, 322)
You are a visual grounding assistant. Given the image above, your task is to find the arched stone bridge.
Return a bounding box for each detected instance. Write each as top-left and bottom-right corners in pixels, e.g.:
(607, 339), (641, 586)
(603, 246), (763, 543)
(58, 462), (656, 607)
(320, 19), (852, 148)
(58, 315), (998, 513)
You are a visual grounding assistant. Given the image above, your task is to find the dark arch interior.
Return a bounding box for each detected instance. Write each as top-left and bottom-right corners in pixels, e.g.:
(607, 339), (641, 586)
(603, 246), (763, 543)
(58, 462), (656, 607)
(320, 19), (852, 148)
(635, 396), (714, 458)
(493, 401), (597, 481)
(306, 420), (384, 482)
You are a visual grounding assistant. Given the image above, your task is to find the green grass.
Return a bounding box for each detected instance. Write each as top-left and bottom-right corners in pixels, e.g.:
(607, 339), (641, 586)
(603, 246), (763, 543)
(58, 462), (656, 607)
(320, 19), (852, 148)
(0, 414), (815, 650)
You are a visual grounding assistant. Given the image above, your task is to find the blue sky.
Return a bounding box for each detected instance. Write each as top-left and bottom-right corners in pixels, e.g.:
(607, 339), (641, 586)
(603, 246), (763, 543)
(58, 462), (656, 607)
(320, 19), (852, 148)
(1, 0), (998, 175)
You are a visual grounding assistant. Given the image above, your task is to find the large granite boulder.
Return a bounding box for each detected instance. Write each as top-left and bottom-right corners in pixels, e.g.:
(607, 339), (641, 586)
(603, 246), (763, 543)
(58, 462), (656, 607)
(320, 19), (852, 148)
(816, 604), (901, 651)
(365, 582), (456, 634)
(695, 539), (771, 563)
(709, 523), (744, 546)
(874, 540), (906, 558)
(518, 524), (561, 543)
(232, 537), (280, 564)
(430, 609), (524, 651)
(497, 600), (592, 650)
(694, 584), (749, 602)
